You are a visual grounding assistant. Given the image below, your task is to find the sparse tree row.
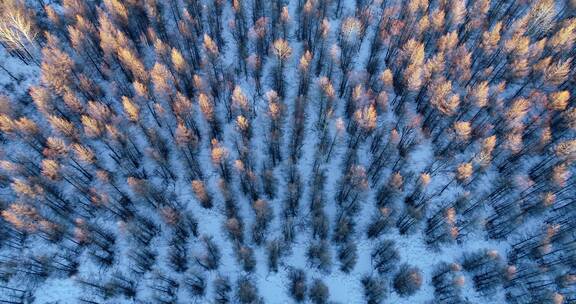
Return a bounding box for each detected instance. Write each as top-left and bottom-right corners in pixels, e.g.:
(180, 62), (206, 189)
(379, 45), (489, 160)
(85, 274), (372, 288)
(0, 0), (574, 303)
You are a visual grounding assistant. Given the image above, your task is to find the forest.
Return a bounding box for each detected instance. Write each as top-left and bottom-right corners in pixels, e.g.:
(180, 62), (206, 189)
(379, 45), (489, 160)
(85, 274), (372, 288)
(0, 0), (574, 303)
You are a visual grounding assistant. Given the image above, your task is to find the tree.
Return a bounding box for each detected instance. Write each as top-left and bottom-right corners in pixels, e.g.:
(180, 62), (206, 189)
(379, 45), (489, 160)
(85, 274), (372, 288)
(307, 241), (332, 272)
(236, 277), (262, 304)
(308, 279), (329, 304)
(362, 275), (386, 304)
(272, 39), (292, 98)
(184, 270), (206, 298)
(338, 241), (358, 273)
(394, 264), (423, 296)
(266, 239), (282, 272)
(191, 180), (213, 208)
(0, 0), (38, 64)
(195, 236), (220, 270)
(214, 276), (232, 304)
(252, 199), (273, 245)
(372, 240), (399, 275)
(288, 269), (306, 302)
(235, 244), (256, 273)
(338, 16), (364, 96)
(266, 90), (284, 166)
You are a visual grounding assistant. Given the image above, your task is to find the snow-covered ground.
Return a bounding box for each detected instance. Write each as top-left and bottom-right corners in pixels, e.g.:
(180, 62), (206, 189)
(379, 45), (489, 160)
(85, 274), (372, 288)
(0, 0), (574, 304)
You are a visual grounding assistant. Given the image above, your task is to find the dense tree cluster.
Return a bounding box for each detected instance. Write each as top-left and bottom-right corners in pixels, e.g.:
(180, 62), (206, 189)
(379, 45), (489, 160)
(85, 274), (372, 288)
(0, 0), (574, 303)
